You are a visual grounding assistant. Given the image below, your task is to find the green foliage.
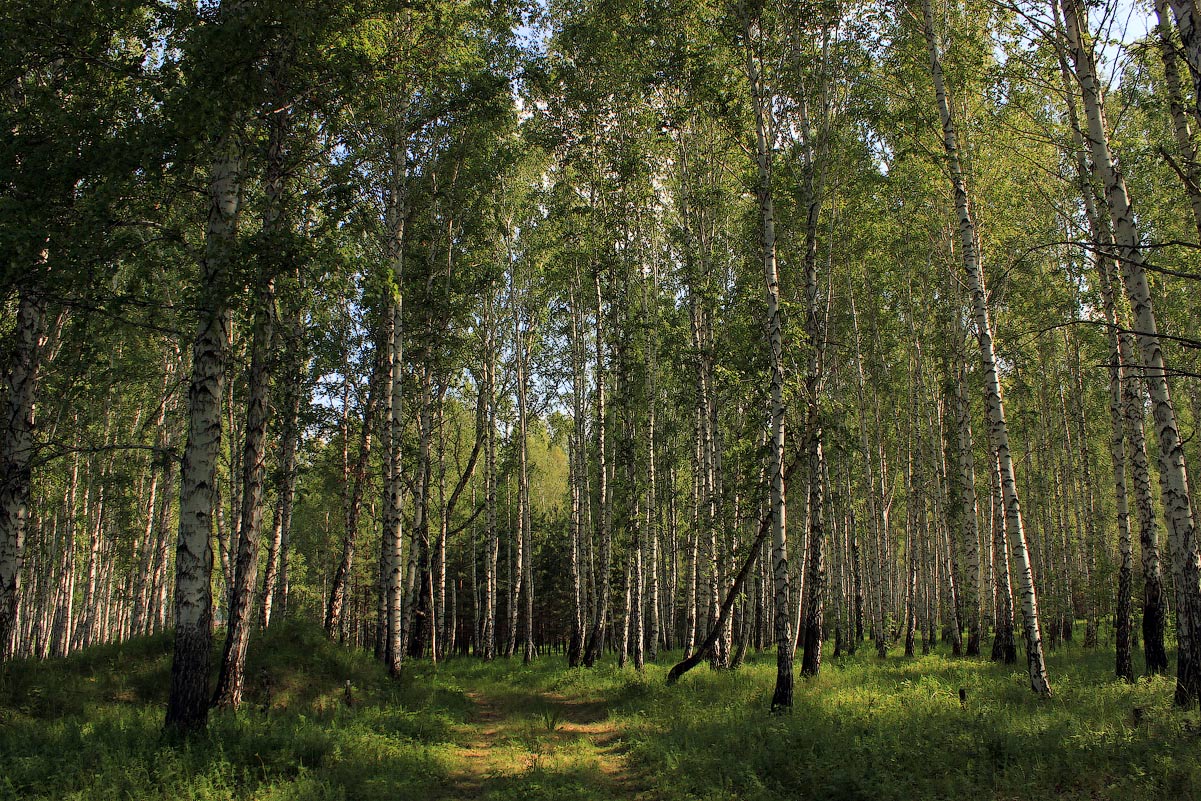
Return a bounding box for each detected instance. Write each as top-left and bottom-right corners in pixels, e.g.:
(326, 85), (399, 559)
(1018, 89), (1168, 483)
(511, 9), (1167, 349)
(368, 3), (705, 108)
(5, 627), (1199, 800)
(631, 645), (1201, 801)
(0, 620), (467, 801)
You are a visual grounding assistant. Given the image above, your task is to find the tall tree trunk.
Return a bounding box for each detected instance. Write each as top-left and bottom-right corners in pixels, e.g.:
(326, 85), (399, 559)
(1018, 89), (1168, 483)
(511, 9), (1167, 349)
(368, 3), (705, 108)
(515, 292), (535, 664)
(1067, 338), (1098, 648)
(628, 416), (645, 672)
(1061, 0), (1200, 703)
(921, 0), (1050, 695)
(382, 299), (406, 676)
(801, 433), (825, 676)
(482, 288), (499, 661)
(165, 128), (240, 732)
(583, 270), (612, 668)
(260, 268), (302, 628)
(434, 395), (448, 661)
(406, 368), (435, 660)
(928, 388), (962, 656)
(850, 289), (889, 659)
(76, 452), (108, 652)
(214, 49), (293, 703)
(51, 448), (81, 659)
(644, 260), (661, 663)
(989, 452), (1017, 664)
(1107, 290), (1136, 682)
(795, 72), (829, 678)
(743, 6), (793, 711)
(151, 462), (175, 636)
(0, 287), (50, 659)
(213, 273), (274, 709)
(953, 351), (982, 656)
(568, 282), (587, 666)
(904, 420), (918, 659)
(647, 392), (660, 663)
(326, 339), (381, 637)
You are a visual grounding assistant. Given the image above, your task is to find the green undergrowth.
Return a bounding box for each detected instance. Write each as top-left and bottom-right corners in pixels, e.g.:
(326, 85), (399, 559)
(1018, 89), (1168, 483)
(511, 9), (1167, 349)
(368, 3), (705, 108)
(626, 643), (1201, 801)
(2, 624), (1199, 800)
(0, 621), (470, 801)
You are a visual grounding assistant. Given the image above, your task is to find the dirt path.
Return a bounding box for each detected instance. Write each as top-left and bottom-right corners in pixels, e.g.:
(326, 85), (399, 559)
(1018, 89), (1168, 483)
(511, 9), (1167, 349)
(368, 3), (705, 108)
(440, 686), (645, 799)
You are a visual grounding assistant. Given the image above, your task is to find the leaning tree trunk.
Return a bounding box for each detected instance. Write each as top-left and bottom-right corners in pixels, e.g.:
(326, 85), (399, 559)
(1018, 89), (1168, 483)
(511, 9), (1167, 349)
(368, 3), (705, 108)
(1122, 334), (1171, 675)
(1062, 0), (1201, 703)
(921, 0), (1051, 696)
(1051, 4), (1167, 675)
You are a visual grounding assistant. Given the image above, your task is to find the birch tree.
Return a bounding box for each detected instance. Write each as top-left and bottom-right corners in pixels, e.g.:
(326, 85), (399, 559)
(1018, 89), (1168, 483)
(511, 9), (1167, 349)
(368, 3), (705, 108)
(918, 0), (1051, 695)
(1060, 0), (1201, 703)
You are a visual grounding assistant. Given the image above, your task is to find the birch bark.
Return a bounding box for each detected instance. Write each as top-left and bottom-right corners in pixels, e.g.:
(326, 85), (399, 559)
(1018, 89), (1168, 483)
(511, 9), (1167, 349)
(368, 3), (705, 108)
(166, 126), (239, 731)
(921, 0), (1050, 694)
(743, 4), (793, 710)
(0, 287), (49, 658)
(1062, 0), (1200, 702)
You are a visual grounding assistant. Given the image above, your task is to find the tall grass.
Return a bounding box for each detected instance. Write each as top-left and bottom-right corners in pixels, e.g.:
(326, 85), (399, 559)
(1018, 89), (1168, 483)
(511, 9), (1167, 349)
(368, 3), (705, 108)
(2, 624), (1198, 800)
(619, 644), (1201, 801)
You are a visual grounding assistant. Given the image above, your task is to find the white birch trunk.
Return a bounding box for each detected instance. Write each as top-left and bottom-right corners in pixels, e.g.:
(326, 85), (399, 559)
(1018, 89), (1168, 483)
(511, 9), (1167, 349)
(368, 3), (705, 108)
(921, 0), (1050, 695)
(583, 270), (612, 667)
(743, 6), (793, 710)
(166, 128), (239, 731)
(0, 287), (49, 658)
(1061, 0), (1201, 703)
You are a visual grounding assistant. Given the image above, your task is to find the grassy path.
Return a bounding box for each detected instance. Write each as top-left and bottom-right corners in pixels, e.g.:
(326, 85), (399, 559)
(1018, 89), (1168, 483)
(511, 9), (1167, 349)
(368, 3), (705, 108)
(6, 621), (1201, 800)
(439, 679), (645, 800)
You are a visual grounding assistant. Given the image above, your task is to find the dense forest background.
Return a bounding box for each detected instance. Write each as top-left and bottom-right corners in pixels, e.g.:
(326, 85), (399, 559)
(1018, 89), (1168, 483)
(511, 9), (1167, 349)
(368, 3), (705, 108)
(2, 0), (1200, 744)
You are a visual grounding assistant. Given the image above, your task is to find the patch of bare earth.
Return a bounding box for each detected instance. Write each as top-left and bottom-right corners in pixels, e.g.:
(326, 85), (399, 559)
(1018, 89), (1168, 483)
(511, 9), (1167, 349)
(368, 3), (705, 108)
(542, 692), (643, 790)
(442, 689), (647, 799)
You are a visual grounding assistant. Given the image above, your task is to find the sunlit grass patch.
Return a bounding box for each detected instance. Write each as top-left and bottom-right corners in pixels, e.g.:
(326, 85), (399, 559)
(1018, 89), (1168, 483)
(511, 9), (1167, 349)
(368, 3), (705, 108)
(4, 627), (1201, 800)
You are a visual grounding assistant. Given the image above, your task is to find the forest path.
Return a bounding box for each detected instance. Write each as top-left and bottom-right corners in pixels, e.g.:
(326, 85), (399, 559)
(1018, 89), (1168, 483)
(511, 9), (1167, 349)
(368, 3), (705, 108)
(439, 679), (647, 800)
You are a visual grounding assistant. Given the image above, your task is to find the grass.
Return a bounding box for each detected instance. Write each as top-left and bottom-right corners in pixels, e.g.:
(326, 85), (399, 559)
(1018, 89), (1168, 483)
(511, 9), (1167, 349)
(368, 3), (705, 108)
(629, 644), (1201, 801)
(2, 623), (1199, 800)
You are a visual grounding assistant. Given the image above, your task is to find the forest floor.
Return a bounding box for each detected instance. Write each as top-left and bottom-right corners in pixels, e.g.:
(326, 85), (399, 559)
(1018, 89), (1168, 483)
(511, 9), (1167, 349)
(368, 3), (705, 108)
(3, 620), (1201, 800)
(442, 681), (643, 800)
